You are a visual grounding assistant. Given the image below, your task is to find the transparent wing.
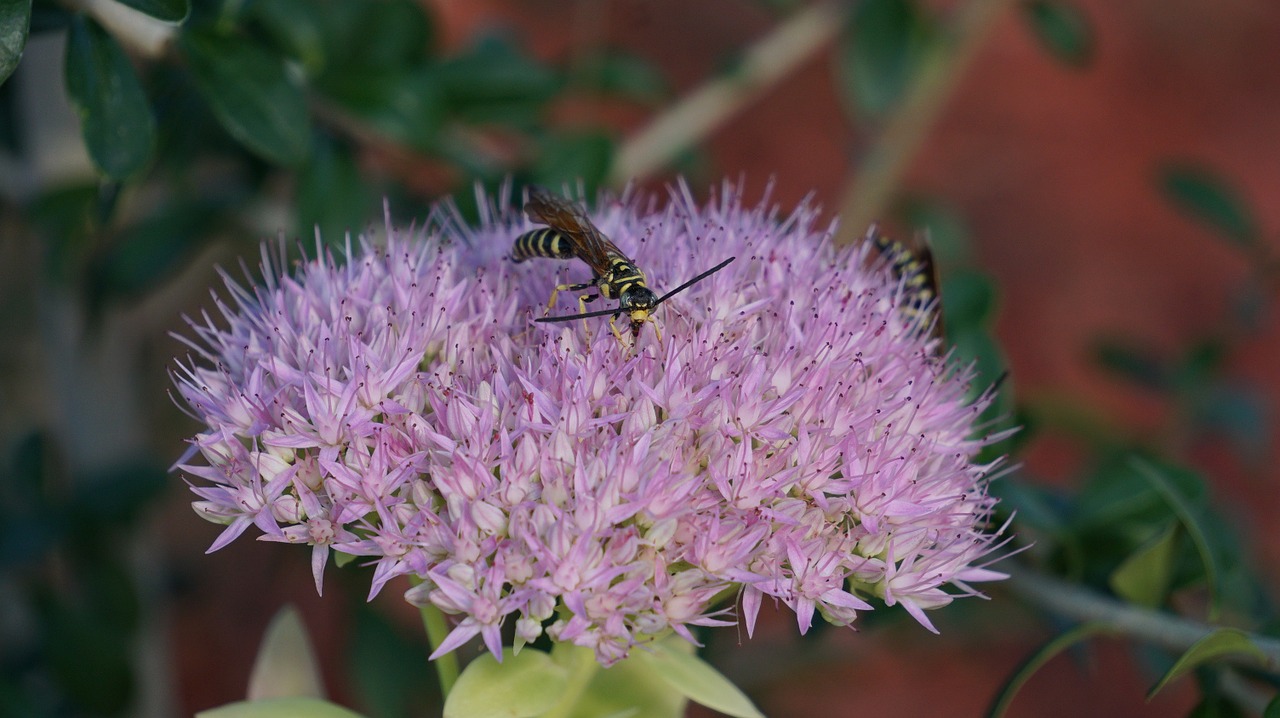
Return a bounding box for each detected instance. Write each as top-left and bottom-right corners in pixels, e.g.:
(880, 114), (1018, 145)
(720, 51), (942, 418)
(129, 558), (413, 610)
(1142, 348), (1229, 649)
(524, 188), (623, 273)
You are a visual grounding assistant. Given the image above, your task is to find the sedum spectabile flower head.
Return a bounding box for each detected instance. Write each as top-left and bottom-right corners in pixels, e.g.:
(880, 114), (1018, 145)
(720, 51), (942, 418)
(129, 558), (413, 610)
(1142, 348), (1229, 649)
(173, 181), (1009, 666)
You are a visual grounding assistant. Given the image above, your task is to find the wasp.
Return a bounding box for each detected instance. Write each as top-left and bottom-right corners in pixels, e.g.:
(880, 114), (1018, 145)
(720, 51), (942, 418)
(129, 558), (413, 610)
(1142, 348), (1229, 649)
(867, 225), (944, 342)
(512, 188), (734, 344)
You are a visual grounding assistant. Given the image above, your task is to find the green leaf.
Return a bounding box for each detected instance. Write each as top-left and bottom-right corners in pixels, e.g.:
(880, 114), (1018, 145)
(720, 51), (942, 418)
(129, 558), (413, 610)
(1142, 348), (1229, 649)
(181, 28), (310, 166)
(443, 649), (568, 718)
(532, 131), (615, 194)
(250, 0), (329, 72)
(576, 49), (668, 104)
(568, 645), (686, 718)
(88, 200), (220, 304)
(1265, 695), (1280, 718)
(1093, 338), (1168, 391)
(637, 641), (764, 718)
(987, 622), (1105, 718)
(344, 0), (432, 69)
(435, 35), (561, 125)
(198, 698), (367, 718)
(836, 0), (930, 118)
(0, 0), (31, 86)
(1130, 458), (1224, 619)
(297, 135), (372, 243)
(940, 270), (996, 335)
(64, 16), (156, 179)
(1157, 162), (1258, 250)
(1021, 0), (1093, 69)
(114, 0), (188, 22)
(247, 607), (325, 701)
(1108, 523), (1179, 608)
(316, 65), (443, 150)
(1147, 629), (1264, 699)
(43, 599), (135, 714)
(350, 606), (430, 718)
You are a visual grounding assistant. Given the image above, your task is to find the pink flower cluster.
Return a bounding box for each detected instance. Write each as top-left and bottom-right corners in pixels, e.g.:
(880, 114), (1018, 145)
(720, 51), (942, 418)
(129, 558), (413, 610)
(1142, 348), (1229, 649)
(173, 182), (1008, 665)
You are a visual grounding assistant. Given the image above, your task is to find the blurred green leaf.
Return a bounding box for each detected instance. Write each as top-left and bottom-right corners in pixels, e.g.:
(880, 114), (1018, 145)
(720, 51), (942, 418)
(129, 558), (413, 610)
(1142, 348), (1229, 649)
(1265, 695), (1280, 718)
(443, 649), (566, 718)
(1148, 628), (1263, 699)
(247, 607), (324, 701)
(987, 622), (1105, 718)
(836, 0), (930, 118)
(637, 641), (763, 718)
(941, 270), (996, 335)
(316, 65), (443, 150)
(1131, 458), (1224, 619)
(199, 698), (367, 718)
(1093, 338), (1168, 391)
(345, 0), (432, 69)
(298, 135), (372, 243)
(72, 461), (168, 528)
(1158, 162), (1258, 250)
(1022, 0), (1093, 69)
(250, 0), (329, 72)
(532, 131), (614, 194)
(1109, 523), (1179, 608)
(43, 599), (134, 714)
(350, 606), (431, 718)
(181, 29), (310, 166)
(88, 200), (221, 304)
(1190, 383), (1268, 464)
(0, 0), (31, 85)
(577, 49), (669, 104)
(897, 196), (971, 266)
(565, 643), (686, 718)
(435, 35), (561, 125)
(64, 16), (156, 179)
(30, 183), (97, 282)
(115, 0), (188, 22)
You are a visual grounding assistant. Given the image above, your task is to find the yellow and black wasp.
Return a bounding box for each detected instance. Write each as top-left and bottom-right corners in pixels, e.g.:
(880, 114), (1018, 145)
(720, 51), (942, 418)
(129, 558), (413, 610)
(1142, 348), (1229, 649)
(868, 225), (945, 342)
(512, 188), (734, 344)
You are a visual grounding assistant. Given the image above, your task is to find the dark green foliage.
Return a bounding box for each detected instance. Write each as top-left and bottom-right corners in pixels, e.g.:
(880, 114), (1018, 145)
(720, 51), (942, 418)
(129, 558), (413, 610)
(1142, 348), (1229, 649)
(64, 16), (156, 178)
(836, 0), (932, 119)
(1022, 0), (1094, 69)
(0, 0), (31, 85)
(1157, 162), (1259, 251)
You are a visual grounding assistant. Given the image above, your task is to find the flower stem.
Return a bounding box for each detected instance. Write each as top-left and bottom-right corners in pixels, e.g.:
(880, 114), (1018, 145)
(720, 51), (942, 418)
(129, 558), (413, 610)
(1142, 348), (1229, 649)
(418, 602), (460, 696)
(1009, 568), (1280, 670)
(832, 0), (1017, 246)
(607, 2), (848, 185)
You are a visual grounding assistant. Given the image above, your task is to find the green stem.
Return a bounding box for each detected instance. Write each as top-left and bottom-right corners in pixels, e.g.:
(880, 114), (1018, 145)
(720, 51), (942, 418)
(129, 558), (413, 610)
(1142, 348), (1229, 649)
(833, 0), (1017, 246)
(541, 645), (601, 718)
(418, 601), (460, 696)
(1009, 568), (1280, 670)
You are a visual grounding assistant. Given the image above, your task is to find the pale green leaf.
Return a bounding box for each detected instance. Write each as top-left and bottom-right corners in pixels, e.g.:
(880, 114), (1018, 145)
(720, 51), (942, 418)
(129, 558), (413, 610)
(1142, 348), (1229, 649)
(1109, 523), (1179, 608)
(444, 649), (567, 718)
(1147, 629), (1265, 699)
(198, 697), (366, 718)
(247, 606), (325, 701)
(637, 641), (763, 718)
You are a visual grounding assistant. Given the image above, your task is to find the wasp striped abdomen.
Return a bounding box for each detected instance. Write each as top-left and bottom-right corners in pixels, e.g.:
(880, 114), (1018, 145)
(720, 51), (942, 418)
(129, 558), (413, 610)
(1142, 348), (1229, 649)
(512, 228), (577, 262)
(870, 228), (943, 341)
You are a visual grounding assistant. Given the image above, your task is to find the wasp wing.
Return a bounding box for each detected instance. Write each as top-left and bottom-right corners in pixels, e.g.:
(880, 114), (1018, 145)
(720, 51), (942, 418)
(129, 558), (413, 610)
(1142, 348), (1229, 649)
(525, 188), (624, 274)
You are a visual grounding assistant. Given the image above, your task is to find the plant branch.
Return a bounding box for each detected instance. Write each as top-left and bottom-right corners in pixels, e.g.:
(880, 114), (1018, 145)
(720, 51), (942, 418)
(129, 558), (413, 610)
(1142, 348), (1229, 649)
(832, 0), (1016, 246)
(607, 1), (847, 186)
(1010, 569), (1280, 671)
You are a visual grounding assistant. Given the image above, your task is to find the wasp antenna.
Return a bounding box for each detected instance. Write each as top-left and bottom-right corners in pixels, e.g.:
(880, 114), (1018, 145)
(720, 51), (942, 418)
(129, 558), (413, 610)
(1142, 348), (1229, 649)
(536, 307), (623, 323)
(654, 256), (736, 306)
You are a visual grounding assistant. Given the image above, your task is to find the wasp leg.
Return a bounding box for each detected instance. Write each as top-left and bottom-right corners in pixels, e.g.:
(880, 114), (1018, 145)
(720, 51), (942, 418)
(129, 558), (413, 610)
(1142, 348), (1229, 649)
(609, 315), (627, 346)
(577, 293), (599, 343)
(546, 281), (595, 312)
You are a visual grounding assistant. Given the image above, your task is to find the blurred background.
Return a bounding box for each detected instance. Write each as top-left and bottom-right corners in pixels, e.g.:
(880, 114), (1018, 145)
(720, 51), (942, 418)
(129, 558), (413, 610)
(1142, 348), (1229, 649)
(2, 0), (1279, 715)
